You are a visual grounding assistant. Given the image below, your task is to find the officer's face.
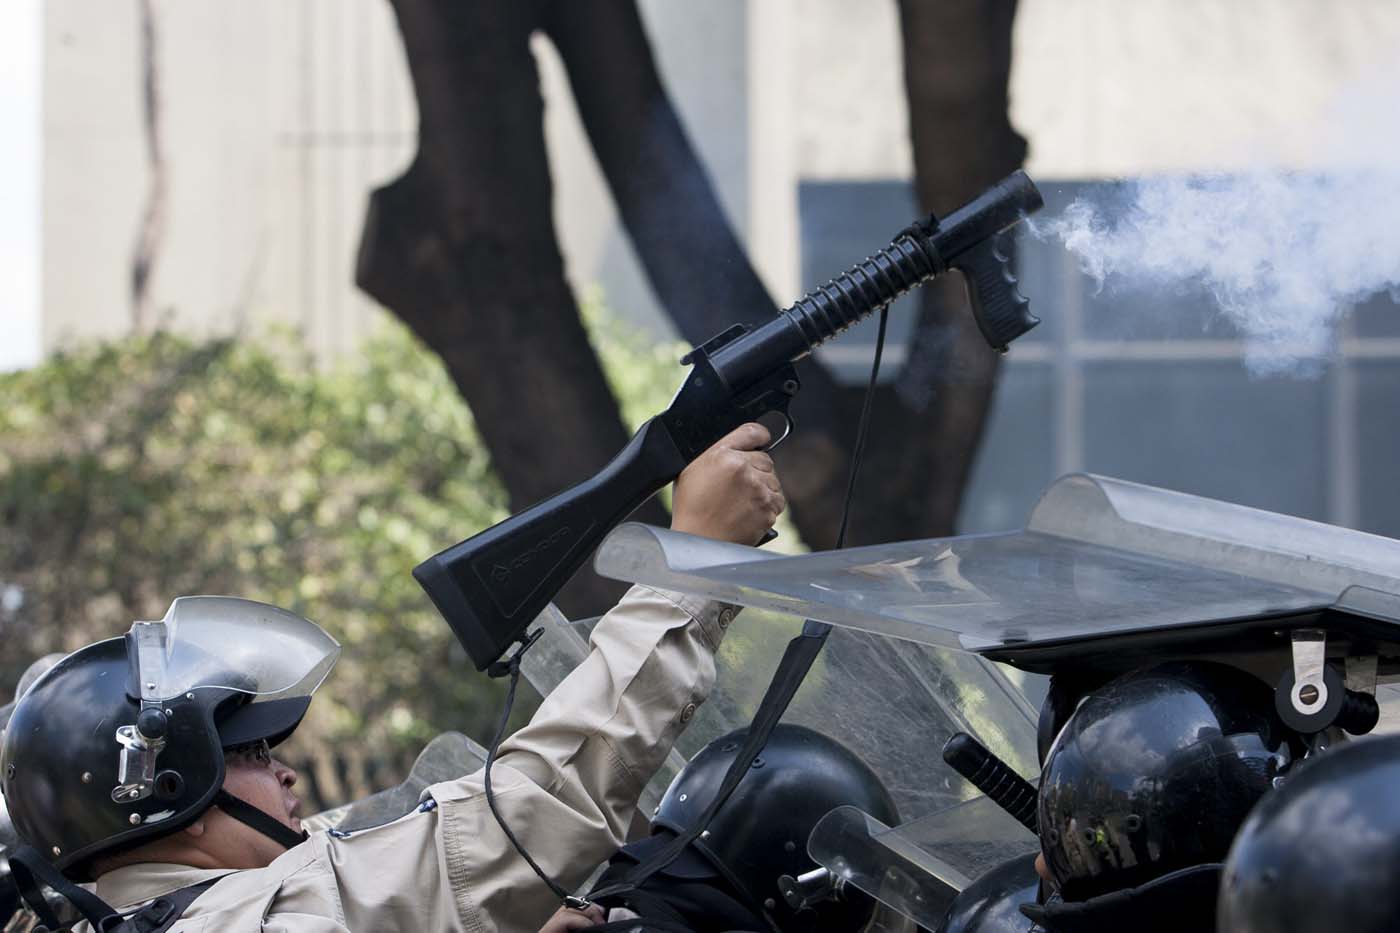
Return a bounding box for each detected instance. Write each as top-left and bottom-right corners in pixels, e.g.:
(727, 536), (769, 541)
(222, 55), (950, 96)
(224, 740), (302, 831)
(207, 739), (303, 867)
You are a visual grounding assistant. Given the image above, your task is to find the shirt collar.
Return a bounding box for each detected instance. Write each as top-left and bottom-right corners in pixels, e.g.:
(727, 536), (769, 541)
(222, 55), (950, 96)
(95, 862), (237, 910)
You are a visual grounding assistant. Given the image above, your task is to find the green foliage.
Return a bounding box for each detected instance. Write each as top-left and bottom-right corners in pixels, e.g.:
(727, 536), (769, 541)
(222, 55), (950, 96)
(0, 301), (808, 806)
(0, 323), (520, 799)
(580, 288), (690, 433)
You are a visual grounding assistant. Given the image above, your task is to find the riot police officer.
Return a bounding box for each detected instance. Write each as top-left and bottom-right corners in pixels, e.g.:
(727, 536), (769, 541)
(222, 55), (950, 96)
(589, 723), (900, 932)
(1, 424), (785, 933)
(1033, 662), (1296, 922)
(940, 661), (1301, 933)
(1217, 732), (1400, 933)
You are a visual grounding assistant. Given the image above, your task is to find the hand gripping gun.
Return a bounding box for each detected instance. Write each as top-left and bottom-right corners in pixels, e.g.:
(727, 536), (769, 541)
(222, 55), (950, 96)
(415, 170), (1045, 671)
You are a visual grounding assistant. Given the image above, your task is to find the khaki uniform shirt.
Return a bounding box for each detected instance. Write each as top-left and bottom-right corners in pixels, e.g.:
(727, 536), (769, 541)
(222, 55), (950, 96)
(82, 585), (737, 933)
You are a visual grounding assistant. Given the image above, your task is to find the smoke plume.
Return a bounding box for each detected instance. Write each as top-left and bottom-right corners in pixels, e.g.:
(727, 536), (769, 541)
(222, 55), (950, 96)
(1040, 67), (1400, 374)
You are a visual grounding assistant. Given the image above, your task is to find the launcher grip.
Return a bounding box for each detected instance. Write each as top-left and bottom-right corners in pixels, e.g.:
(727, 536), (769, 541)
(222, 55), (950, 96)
(951, 234), (1038, 352)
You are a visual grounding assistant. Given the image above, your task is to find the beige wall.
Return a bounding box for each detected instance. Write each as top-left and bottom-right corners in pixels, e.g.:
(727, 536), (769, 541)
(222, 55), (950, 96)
(791, 0), (1400, 179)
(43, 0), (416, 356)
(41, 0), (1400, 358)
(1012, 0), (1400, 176)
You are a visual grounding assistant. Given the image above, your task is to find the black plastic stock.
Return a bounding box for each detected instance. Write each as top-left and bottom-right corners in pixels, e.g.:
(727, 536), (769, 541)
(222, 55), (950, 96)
(415, 171), (1044, 671)
(412, 420), (688, 668)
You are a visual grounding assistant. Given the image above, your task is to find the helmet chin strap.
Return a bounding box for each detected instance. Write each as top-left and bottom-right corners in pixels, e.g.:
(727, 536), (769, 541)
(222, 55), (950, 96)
(212, 789), (308, 851)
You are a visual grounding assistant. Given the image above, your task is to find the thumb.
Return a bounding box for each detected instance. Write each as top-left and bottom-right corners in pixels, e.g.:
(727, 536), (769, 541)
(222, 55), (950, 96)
(718, 421), (772, 452)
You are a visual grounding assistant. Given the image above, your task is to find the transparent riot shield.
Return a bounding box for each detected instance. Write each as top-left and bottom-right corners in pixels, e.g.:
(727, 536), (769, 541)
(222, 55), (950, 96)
(516, 593), (1045, 929)
(808, 799), (1041, 930)
(300, 603), (590, 836)
(300, 604), (575, 835)
(303, 731), (491, 834)
(519, 602), (1043, 825)
(591, 475), (1400, 657)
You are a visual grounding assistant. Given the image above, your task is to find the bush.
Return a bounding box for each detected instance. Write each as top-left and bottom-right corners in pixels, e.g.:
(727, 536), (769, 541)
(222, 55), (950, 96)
(0, 308), (693, 806)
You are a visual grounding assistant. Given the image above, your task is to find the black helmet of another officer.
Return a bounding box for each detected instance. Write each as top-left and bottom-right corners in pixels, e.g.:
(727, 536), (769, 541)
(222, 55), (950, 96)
(1036, 662), (1296, 920)
(649, 723), (900, 932)
(0, 597), (339, 883)
(1218, 733), (1400, 933)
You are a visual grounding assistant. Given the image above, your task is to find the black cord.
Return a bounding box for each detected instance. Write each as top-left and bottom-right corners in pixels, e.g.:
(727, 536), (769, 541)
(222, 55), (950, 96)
(834, 304), (890, 551)
(597, 303), (896, 907)
(799, 302), (891, 644)
(482, 633), (592, 908)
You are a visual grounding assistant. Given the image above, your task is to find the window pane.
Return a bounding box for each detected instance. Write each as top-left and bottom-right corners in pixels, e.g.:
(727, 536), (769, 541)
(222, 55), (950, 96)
(960, 361), (1056, 533)
(1353, 290), (1400, 339)
(1082, 360), (1328, 520)
(801, 180), (923, 383)
(1357, 360), (1400, 537)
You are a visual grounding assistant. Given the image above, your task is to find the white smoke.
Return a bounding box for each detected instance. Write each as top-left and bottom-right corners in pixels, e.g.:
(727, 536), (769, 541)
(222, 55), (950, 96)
(1041, 66), (1400, 374)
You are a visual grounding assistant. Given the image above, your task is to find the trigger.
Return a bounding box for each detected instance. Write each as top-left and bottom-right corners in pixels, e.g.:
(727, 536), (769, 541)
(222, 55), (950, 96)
(757, 410), (794, 451)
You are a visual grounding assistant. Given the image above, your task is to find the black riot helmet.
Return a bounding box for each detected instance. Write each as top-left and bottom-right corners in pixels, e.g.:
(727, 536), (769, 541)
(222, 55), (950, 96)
(1218, 733), (1400, 933)
(1, 654), (67, 928)
(0, 597), (339, 881)
(1037, 661), (1296, 907)
(646, 723), (899, 933)
(935, 852), (1040, 933)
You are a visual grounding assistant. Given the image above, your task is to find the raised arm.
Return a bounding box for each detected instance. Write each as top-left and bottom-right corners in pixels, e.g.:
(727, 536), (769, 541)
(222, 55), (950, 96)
(351, 425), (786, 932)
(488, 422), (782, 844)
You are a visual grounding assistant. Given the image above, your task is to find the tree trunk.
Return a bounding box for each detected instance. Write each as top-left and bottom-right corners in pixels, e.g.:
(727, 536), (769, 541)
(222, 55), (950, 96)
(131, 0), (167, 333)
(362, 0), (1027, 622)
(541, 0), (1027, 543)
(884, 0), (1029, 535)
(537, 1), (859, 549)
(357, 0), (665, 619)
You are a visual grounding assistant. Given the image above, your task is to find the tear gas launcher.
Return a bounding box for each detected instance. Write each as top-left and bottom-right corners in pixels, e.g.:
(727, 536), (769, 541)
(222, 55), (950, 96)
(416, 170), (1045, 671)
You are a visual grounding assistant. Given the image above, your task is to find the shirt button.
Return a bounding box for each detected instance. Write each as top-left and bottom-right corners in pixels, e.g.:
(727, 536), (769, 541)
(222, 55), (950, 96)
(717, 607), (735, 629)
(680, 703), (697, 723)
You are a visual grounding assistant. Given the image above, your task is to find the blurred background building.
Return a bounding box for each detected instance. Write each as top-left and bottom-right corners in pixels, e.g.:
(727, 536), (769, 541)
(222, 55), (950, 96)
(28, 0), (1400, 536)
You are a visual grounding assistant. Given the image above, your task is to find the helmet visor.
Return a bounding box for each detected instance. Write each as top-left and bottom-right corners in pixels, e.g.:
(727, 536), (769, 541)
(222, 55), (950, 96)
(143, 596), (341, 701)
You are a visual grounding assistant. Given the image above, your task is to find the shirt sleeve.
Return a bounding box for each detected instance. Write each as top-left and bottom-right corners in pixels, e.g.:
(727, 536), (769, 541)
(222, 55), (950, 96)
(329, 584), (738, 933)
